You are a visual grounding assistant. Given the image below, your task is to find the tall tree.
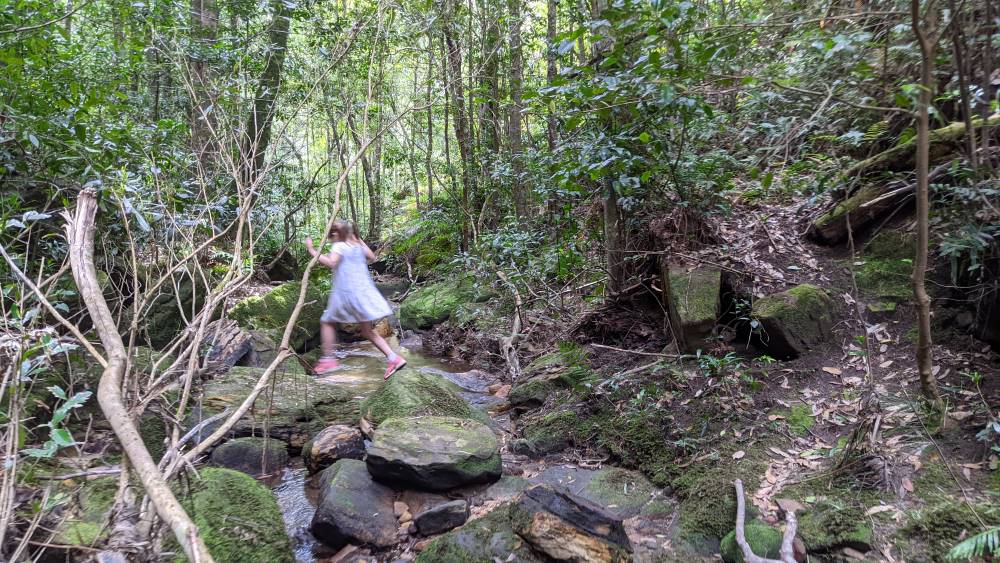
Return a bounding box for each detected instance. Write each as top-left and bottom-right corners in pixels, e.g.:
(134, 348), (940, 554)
(189, 0), (219, 171)
(426, 32), (435, 206)
(442, 0), (474, 249)
(910, 0), (944, 409)
(508, 0), (526, 217)
(240, 0), (293, 187)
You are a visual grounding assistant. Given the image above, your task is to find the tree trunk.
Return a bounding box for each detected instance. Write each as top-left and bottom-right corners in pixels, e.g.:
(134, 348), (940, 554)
(910, 0), (943, 409)
(546, 0), (558, 153)
(189, 0), (218, 171)
(981, 0), (995, 173)
(239, 0), (292, 187)
(443, 17), (474, 250)
(426, 33), (435, 206)
(948, 0), (977, 170)
(346, 111), (379, 236)
(508, 0), (526, 217)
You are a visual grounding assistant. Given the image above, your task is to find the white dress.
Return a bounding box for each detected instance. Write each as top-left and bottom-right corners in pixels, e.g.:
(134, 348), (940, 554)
(321, 242), (393, 323)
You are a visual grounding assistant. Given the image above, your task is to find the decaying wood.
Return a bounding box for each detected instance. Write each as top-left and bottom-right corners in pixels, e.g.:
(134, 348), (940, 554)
(496, 269), (523, 380)
(733, 479), (798, 563)
(65, 189), (214, 563)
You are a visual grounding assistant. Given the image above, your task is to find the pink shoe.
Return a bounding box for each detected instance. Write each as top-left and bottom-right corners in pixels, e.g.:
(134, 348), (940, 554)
(313, 357), (340, 375)
(383, 356), (407, 380)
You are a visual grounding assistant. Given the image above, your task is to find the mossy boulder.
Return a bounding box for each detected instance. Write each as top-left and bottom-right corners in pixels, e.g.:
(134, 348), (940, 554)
(528, 466), (659, 519)
(797, 501), (872, 554)
(855, 230), (915, 302)
(172, 467), (293, 562)
(209, 436), (289, 476)
(301, 425), (365, 474)
(399, 278), (490, 330)
(359, 370), (490, 425)
(753, 284), (834, 359)
(518, 410), (579, 454)
(720, 523), (783, 562)
(195, 366), (357, 449)
(144, 272), (212, 349)
(230, 280), (327, 351)
(365, 416), (501, 491)
(663, 264), (722, 352)
(53, 476), (118, 547)
(508, 344), (593, 414)
(415, 503), (546, 563)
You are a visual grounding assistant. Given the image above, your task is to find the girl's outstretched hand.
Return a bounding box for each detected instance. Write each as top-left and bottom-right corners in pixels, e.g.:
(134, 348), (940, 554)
(305, 237), (318, 258)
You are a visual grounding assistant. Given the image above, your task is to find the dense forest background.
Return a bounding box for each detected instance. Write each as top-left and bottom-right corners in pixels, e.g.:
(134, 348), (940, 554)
(1, 0), (999, 561)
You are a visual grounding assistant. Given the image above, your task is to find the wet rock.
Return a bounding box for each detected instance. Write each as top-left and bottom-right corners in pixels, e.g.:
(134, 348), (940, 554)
(302, 425), (365, 474)
(366, 416), (501, 491)
(508, 371), (563, 414)
(375, 278), (410, 300)
(662, 263), (722, 352)
(414, 503), (545, 562)
(720, 522), (783, 562)
(414, 500), (470, 536)
(421, 367), (498, 393)
(359, 370), (490, 425)
(311, 459), (398, 550)
(481, 475), (531, 502)
(209, 436), (288, 476)
(172, 467), (293, 562)
(752, 284), (834, 359)
(193, 366), (357, 449)
(511, 484), (631, 562)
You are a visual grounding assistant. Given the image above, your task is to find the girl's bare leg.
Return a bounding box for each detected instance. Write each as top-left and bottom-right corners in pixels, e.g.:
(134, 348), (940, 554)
(360, 321), (394, 358)
(320, 321), (338, 357)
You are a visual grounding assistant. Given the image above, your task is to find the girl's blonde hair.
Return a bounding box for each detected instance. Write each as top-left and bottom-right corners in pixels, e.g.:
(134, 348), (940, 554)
(328, 220), (356, 241)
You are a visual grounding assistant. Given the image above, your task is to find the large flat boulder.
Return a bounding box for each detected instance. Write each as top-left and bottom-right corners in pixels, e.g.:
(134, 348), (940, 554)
(366, 416), (501, 491)
(193, 366), (357, 449)
(662, 263), (722, 352)
(310, 459), (398, 550)
(172, 467), (293, 562)
(530, 466), (659, 519)
(510, 484), (631, 562)
(359, 370), (490, 425)
(752, 284), (834, 359)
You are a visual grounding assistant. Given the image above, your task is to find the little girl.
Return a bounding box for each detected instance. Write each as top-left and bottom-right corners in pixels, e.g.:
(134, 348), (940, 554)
(306, 220), (406, 379)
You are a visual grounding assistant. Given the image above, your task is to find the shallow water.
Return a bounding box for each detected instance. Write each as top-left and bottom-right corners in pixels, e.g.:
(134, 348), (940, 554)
(271, 338), (476, 562)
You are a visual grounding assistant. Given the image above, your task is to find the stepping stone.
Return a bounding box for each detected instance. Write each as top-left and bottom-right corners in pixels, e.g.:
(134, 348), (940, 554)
(310, 459), (397, 550)
(302, 425), (365, 474)
(366, 416), (501, 492)
(414, 500), (470, 536)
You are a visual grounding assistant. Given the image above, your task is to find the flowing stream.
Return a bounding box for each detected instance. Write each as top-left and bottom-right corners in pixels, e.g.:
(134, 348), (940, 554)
(269, 336), (478, 562)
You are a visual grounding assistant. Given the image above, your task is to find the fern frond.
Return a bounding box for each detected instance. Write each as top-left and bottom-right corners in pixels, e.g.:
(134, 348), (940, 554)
(947, 527), (1000, 560)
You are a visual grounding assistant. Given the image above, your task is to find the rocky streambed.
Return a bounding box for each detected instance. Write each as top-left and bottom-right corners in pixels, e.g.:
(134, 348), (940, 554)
(178, 331), (680, 563)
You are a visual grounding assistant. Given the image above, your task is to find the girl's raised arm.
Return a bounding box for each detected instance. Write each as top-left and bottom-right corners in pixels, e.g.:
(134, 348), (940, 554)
(305, 237), (341, 269)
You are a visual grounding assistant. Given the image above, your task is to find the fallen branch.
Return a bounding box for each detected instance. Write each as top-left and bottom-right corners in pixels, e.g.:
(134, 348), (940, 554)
(495, 269), (523, 380)
(734, 479), (798, 563)
(65, 189), (214, 562)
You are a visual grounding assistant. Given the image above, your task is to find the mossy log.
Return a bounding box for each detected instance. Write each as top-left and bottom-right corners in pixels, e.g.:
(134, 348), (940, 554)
(810, 115), (1000, 244)
(844, 114), (1000, 179)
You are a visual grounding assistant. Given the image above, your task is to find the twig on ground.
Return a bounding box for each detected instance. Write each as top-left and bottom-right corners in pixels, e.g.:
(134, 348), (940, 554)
(734, 479), (798, 563)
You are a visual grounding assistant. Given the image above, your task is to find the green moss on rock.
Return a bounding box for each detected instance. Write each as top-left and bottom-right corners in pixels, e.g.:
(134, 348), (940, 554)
(414, 503), (544, 563)
(359, 370), (490, 425)
(584, 467), (658, 517)
(784, 403), (815, 436)
(399, 278), (490, 330)
(753, 284), (834, 359)
(230, 281), (328, 351)
(797, 501), (873, 553)
(720, 523), (783, 562)
(54, 477), (118, 546)
(520, 410), (579, 454)
(172, 467), (293, 563)
(665, 265), (722, 352)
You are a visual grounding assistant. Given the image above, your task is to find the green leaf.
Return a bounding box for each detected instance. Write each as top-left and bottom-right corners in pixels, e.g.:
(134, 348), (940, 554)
(638, 132), (651, 143)
(48, 385), (68, 400)
(50, 427), (76, 447)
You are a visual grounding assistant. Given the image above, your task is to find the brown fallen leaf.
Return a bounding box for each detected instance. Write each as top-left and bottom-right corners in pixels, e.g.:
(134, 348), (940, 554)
(822, 366), (843, 375)
(866, 505), (895, 516)
(901, 478), (914, 493)
(733, 450), (746, 460)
